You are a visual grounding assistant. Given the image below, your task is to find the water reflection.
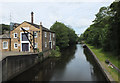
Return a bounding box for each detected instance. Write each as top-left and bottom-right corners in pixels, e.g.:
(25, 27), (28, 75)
(11, 58), (57, 81)
(84, 48), (107, 81)
(11, 44), (107, 82)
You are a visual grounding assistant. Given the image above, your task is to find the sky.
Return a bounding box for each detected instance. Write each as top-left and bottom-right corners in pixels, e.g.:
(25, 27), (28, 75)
(0, 0), (115, 34)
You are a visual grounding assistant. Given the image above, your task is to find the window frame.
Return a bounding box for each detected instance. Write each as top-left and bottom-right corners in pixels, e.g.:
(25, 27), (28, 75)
(14, 43), (18, 49)
(21, 33), (29, 41)
(3, 41), (8, 49)
(45, 42), (47, 48)
(49, 33), (51, 40)
(34, 32), (37, 38)
(14, 33), (18, 38)
(53, 41), (55, 45)
(45, 32), (47, 37)
(53, 33), (55, 38)
(35, 43), (38, 48)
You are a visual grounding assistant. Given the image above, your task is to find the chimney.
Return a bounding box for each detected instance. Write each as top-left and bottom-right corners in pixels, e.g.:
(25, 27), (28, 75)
(40, 22), (42, 25)
(31, 12), (34, 24)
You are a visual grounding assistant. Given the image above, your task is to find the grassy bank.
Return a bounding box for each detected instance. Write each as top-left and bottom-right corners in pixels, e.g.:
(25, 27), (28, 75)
(86, 44), (120, 82)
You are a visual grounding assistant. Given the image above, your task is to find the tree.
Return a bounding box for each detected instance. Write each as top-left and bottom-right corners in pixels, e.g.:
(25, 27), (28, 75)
(50, 21), (77, 50)
(81, 1), (120, 56)
(0, 24), (10, 34)
(109, 1), (120, 56)
(50, 22), (69, 49)
(67, 28), (78, 45)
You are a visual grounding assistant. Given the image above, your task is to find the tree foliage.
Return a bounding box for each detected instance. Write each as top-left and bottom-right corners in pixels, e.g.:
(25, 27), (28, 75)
(50, 21), (77, 49)
(0, 24), (10, 34)
(81, 1), (120, 56)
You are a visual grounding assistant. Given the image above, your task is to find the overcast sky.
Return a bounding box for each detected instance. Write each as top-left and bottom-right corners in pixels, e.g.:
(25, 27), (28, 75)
(0, 0), (114, 34)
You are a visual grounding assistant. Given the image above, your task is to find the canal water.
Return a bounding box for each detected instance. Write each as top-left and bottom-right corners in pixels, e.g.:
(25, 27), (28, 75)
(11, 44), (107, 82)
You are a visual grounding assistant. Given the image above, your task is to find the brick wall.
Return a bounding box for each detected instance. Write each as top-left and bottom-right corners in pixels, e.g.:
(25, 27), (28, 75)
(42, 31), (56, 52)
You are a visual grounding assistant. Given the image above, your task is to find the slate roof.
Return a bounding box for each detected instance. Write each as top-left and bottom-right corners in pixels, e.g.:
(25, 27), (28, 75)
(25, 21), (55, 33)
(12, 21), (55, 33)
(0, 34), (10, 39)
(25, 21), (40, 29)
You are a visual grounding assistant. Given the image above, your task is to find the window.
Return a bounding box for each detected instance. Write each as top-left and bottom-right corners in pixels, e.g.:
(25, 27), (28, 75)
(14, 43), (18, 49)
(45, 42), (47, 48)
(22, 33), (28, 41)
(53, 41), (55, 45)
(50, 33), (51, 40)
(14, 33), (18, 38)
(34, 32), (37, 38)
(3, 41), (8, 49)
(53, 33), (54, 38)
(45, 32), (47, 37)
(35, 43), (38, 48)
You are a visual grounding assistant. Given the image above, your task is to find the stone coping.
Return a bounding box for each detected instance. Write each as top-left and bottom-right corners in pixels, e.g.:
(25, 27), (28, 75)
(0, 51), (38, 61)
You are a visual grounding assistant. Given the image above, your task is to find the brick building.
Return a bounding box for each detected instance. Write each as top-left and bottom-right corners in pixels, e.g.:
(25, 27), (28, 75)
(0, 12), (56, 53)
(0, 34), (11, 52)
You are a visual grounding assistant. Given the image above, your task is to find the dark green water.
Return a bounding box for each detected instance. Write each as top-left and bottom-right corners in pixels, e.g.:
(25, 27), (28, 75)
(11, 44), (107, 82)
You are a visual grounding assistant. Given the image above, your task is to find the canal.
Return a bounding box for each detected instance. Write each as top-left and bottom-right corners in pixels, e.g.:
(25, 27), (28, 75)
(11, 44), (107, 82)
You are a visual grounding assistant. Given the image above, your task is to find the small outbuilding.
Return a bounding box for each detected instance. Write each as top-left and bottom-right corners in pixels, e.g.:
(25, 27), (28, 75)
(0, 34), (11, 52)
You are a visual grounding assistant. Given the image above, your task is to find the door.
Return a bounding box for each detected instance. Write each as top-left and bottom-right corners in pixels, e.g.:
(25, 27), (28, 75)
(22, 43), (29, 52)
(49, 42), (51, 49)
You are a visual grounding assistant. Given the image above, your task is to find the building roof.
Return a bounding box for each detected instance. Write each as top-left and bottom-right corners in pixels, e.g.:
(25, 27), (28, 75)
(25, 21), (40, 29)
(25, 21), (55, 33)
(11, 21), (55, 33)
(0, 34), (10, 39)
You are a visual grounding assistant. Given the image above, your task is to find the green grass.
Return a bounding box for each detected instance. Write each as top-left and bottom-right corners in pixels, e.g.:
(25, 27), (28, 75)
(86, 44), (120, 82)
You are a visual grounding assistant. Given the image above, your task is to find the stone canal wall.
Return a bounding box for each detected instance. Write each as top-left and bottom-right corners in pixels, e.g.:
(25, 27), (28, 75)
(2, 50), (51, 82)
(85, 45), (114, 82)
(2, 54), (39, 81)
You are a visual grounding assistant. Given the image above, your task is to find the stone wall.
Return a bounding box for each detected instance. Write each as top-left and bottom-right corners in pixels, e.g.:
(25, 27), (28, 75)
(85, 45), (114, 82)
(2, 54), (39, 81)
(2, 49), (52, 82)
(10, 22), (42, 52)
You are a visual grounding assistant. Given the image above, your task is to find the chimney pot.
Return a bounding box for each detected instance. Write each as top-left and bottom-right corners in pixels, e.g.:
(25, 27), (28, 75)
(31, 12), (34, 24)
(40, 22), (42, 25)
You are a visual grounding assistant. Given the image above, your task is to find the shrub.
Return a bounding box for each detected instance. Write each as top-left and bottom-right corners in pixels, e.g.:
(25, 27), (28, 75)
(49, 46), (61, 58)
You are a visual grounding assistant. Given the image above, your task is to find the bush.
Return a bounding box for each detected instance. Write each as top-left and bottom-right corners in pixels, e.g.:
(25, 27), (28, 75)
(49, 46), (61, 58)
(38, 52), (43, 58)
(36, 48), (39, 52)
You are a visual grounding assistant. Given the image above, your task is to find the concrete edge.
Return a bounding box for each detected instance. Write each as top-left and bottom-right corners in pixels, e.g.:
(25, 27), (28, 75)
(7, 58), (40, 81)
(85, 44), (115, 82)
(1, 53), (38, 61)
(5, 51), (50, 81)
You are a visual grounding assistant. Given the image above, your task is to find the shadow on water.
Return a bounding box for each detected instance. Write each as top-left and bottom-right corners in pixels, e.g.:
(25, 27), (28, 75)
(10, 58), (58, 81)
(56, 45), (77, 69)
(10, 45), (77, 82)
(84, 48), (108, 82)
(9, 44), (108, 82)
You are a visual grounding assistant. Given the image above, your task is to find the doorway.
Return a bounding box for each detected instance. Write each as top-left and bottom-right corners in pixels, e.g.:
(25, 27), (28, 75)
(22, 43), (29, 52)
